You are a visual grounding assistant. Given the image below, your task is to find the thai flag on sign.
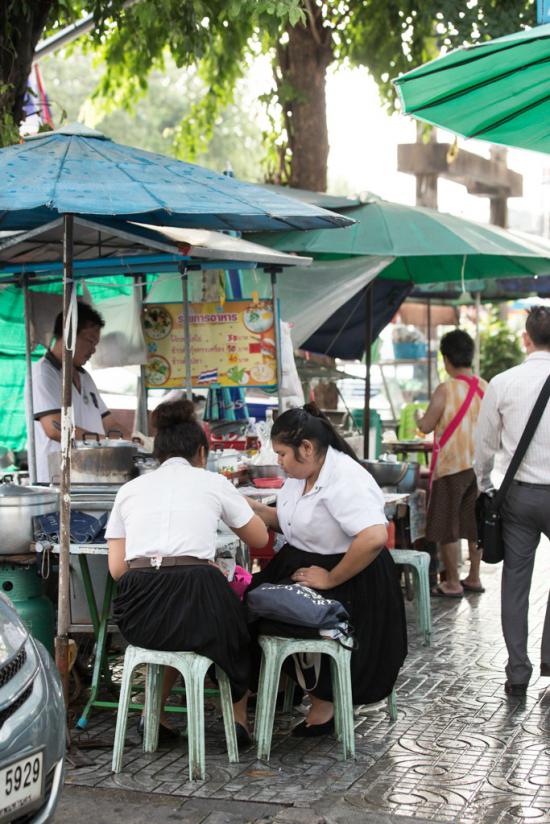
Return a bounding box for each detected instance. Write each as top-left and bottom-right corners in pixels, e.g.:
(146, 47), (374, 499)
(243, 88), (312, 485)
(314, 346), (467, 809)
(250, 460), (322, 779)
(198, 368), (218, 383)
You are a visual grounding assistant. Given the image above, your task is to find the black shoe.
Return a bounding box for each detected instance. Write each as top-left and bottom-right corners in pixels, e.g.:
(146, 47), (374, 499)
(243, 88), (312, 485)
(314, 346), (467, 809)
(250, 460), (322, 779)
(235, 722), (252, 748)
(291, 717), (334, 738)
(541, 663), (550, 677)
(504, 681), (528, 696)
(137, 717), (181, 743)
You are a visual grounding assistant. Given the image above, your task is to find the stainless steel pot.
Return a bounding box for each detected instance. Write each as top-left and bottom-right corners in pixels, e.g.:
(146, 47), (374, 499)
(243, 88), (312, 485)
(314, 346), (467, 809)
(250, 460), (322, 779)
(47, 433), (140, 485)
(247, 464), (286, 480)
(0, 481), (59, 554)
(134, 455), (159, 476)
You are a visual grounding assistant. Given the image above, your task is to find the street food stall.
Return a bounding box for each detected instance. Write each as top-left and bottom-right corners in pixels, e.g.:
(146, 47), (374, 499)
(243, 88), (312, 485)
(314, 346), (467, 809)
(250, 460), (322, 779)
(0, 124), (356, 704)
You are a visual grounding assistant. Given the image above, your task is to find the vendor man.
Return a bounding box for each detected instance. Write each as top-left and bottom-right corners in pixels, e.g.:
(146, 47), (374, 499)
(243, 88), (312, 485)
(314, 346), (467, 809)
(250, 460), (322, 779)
(29, 301), (125, 483)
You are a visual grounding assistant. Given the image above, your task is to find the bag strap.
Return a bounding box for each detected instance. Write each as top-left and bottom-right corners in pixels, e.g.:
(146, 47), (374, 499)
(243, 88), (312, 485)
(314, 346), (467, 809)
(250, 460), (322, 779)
(429, 376), (480, 488)
(493, 373), (550, 510)
(439, 376), (481, 450)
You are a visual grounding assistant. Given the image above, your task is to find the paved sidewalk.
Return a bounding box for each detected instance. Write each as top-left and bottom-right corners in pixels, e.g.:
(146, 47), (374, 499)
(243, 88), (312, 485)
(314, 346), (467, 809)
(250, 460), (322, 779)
(62, 544), (550, 824)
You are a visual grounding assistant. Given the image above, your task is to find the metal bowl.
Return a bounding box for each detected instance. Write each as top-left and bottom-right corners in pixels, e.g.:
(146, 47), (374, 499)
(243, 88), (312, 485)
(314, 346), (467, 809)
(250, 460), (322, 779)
(247, 464), (286, 480)
(360, 460), (409, 488)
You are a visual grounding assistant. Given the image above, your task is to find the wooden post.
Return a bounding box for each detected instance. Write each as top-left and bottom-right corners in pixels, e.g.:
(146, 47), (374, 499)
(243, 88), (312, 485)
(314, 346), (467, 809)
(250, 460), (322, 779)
(363, 284), (373, 460)
(55, 213), (74, 704)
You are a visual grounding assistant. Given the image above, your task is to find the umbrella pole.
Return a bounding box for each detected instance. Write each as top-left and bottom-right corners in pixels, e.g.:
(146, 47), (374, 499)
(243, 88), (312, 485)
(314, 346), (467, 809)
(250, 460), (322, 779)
(55, 213), (74, 703)
(22, 274), (37, 484)
(363, 284), (373, 460)
(135, 273), (149, 434)
(474, 291), (481, 376)
(271, 270), (283, 412)
(427, 298), (432, 398)
(180, 265), (193, 400)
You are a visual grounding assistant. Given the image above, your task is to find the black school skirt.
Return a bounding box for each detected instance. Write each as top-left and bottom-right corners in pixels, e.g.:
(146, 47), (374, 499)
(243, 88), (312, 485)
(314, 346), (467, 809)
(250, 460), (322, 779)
(113, 564), (250, 700)
(246, 544), (407, 704)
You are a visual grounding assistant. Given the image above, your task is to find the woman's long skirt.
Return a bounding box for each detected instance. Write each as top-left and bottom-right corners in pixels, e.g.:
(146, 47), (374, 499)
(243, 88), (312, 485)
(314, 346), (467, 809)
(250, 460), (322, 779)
(113, 564), (250, 700)
(246, 544), (407, 704)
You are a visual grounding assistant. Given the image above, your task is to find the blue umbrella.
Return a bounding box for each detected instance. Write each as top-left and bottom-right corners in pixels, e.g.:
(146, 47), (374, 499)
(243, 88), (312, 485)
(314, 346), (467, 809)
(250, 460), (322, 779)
(0, 124), (353, 232)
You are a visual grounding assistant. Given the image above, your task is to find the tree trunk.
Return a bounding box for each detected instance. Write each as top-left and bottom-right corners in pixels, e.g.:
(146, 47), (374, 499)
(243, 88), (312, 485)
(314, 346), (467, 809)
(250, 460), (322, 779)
(276, 7), (332, 192)
(0, 1), (55, 143)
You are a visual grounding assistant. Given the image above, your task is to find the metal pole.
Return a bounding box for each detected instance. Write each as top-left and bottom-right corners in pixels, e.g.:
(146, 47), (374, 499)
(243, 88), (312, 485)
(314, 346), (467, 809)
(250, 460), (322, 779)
(271, 270), (283, 412)
(363, 284), (373, 460)
(474, 291), (481, 376)
(180, 266), (193, 400)
(55, 213), (74, 703)
(22, 275), (37, 483)
(135, 273), (149, 434)
(427, 298), (432, 398)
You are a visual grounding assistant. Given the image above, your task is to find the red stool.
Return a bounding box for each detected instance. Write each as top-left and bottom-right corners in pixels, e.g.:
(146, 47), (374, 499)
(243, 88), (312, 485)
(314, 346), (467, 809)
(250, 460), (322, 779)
(249, 529), (276, 570)
(386, 521), (396, 549)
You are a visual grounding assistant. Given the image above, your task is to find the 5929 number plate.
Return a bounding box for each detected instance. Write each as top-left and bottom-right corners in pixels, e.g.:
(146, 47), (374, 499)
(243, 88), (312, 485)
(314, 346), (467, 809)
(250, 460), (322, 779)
(0, 750), (43, 822)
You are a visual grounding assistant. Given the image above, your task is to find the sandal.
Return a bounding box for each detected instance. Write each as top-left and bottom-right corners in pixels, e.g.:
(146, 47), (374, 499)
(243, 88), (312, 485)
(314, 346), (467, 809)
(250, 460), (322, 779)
(431, 585), (463, 599)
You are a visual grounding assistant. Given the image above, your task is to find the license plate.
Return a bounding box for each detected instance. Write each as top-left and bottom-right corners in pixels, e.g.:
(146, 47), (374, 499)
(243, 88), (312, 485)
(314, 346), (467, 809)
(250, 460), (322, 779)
(0, 751), (43, 823)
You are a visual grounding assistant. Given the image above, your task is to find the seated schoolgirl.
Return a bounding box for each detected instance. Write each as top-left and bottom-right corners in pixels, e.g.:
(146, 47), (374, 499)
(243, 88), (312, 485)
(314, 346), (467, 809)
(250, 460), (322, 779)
(106, 400), (268, 744)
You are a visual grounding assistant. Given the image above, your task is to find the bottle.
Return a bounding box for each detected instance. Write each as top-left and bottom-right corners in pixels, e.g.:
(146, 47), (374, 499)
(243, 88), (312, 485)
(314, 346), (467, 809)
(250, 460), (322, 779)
(245, 417), (258, 453)
(206, 451), (219, 473)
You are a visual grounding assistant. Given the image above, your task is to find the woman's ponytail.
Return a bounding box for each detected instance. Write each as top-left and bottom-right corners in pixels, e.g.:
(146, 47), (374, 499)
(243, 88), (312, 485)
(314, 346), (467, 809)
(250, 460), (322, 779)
(271, 403), (360, 462)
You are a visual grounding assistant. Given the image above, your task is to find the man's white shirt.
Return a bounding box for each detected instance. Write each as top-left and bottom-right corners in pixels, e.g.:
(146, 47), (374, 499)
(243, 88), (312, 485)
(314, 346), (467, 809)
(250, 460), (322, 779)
(474, 351), (550, 490)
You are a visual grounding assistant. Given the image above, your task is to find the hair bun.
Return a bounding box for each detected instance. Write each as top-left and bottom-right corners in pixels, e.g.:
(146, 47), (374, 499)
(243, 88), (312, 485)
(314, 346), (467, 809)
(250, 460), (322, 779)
(303, 402), (329, 421)
(152, 399), (196, 431)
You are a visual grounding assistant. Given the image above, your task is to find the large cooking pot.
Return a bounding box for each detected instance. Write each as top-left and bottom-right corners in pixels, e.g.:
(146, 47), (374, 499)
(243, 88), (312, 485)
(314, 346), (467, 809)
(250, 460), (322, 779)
(0, 480), (59, 554)
(48, 432), (140, 485)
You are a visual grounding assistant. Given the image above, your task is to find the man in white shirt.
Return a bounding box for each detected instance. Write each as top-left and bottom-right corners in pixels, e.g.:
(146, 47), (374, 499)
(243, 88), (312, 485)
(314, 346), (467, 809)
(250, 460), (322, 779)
(474, 306), (550, 695)
(29, 301), (125, 483)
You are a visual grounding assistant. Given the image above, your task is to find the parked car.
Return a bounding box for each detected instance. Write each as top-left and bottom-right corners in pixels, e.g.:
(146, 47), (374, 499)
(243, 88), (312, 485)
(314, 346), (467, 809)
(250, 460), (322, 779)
(0, 591), (65, 823)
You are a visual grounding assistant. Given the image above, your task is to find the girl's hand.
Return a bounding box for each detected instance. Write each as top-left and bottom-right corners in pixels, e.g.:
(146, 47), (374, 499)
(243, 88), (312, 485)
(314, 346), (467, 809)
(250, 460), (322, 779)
(291, 566), (332, 590)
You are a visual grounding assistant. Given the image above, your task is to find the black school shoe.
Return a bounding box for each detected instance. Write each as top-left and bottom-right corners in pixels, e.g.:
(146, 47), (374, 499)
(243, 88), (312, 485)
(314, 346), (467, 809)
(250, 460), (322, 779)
(504, 681), (528, 697)
(137, 717), (181, 743)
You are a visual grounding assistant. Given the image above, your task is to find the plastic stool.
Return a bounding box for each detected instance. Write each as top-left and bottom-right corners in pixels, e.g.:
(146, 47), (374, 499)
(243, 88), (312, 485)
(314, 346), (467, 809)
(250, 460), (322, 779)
(390, 549), (432, 645)
(112, 646), (239, 781)
(255, 636), (397, 761)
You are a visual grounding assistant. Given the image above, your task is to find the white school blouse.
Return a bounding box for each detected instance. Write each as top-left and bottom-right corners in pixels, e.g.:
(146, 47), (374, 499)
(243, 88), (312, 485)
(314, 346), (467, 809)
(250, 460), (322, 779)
(105, 457), (254, 561)
(276, 446), (387, 556)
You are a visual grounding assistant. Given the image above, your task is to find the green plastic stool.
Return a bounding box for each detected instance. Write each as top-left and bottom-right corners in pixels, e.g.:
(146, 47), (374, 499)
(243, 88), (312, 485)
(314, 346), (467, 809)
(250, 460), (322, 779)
(112, 646), (239, 781)
(254, 636), (398, 761)
(390, 549), (432, 645)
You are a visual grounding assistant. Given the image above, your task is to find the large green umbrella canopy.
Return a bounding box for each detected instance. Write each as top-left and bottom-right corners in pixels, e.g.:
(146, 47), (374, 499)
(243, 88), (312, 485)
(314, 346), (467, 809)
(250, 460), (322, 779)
(393, 24), (550, 155)
(252, 195), (550, 284)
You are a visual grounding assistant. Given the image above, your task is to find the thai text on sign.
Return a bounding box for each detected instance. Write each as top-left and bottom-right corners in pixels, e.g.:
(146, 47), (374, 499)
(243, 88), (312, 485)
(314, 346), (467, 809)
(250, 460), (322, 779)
(142, 300), (277, 389)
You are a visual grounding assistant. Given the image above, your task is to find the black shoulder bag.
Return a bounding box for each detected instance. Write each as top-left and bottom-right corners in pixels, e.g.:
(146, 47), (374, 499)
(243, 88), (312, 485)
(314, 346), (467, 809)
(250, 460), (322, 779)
(476, 373), (550, 564)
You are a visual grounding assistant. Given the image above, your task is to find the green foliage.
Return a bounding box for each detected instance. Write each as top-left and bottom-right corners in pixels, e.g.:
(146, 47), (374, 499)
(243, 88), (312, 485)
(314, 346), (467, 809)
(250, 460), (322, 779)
(40, 47), (266, 179)
(3, 0), (538, 180)
(479, 310), (524, 383)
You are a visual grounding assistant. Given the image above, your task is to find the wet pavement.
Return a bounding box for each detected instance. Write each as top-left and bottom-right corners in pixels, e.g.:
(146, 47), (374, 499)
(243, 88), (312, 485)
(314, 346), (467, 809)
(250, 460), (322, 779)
(62, 542), (550, 824)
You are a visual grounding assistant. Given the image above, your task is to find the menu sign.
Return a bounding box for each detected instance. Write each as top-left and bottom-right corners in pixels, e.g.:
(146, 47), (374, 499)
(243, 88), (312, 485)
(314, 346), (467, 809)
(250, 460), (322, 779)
(143, 300), (277, 389)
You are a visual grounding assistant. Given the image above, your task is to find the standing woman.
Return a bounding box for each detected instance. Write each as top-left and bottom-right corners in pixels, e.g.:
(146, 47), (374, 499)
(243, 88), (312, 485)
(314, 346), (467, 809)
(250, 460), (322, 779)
(247, 404), (407, 736)
(106, 400), (268, 742)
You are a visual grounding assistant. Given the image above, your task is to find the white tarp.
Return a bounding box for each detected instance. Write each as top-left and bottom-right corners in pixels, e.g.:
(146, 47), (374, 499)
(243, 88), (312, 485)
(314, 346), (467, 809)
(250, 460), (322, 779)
(276, 256), (395, 347)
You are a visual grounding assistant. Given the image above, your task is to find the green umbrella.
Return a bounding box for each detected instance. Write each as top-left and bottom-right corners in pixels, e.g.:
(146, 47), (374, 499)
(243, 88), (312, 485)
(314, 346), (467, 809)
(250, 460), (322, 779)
(393, 24), (550, 155)
(252, 195), (550, 284)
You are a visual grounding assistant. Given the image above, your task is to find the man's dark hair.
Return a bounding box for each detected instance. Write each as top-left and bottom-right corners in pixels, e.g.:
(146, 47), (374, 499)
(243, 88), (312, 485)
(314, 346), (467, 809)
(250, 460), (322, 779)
(525, 305), (550, 349)
(440, 329), (475, 368)
(52, 301), (105, 340)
